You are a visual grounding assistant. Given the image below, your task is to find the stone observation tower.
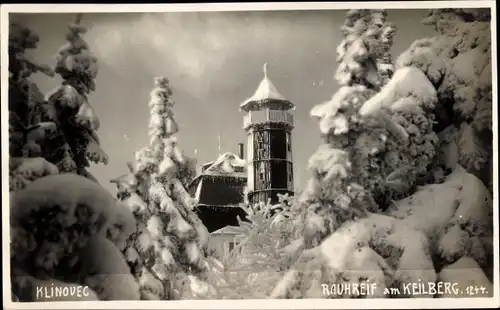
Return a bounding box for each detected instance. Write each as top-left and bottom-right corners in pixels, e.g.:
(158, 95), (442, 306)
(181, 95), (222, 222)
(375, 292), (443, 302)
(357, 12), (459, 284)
(240, 63), (295, 205)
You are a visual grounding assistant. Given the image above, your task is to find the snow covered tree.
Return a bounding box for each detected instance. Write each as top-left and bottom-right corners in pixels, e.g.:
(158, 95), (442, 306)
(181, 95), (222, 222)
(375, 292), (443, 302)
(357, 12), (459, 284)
(8, 23), (60, 191)
(8, 19), (139, 302)
(400, 8), (493, 192)
(299, 9), (406, 249)
(111, 77), (215, 300)
(270, 8), (493, 299)
(42, 14), (108, 178)
(228, 194), (300, 271)
(335, 9), (397, 89)
(208, 195), (301, 299)
(9, 15), (108, 191)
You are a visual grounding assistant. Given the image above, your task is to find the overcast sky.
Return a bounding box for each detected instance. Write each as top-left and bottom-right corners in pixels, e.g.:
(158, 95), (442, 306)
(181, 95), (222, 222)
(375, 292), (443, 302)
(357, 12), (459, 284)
(11, 9), (436, 194)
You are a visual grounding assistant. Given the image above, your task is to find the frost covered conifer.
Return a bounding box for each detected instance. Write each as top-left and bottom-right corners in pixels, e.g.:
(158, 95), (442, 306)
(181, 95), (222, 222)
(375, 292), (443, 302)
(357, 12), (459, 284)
(9, 15), (108, 189)
(43, 14), (108, 178)
(112, 77), (214, 300)
(8, 19), (139, 301)
(335, 9), (397, 89)
(271, 8), (493, 299)
(8, 23), (60, 191)
(300, 9), (402, 248)
(209, 195), (300, 299)
(409, 8), (493, 192)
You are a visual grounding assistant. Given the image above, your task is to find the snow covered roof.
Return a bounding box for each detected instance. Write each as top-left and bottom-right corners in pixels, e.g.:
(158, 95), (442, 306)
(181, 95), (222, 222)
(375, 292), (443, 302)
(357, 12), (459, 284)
(211, 225), (245, 235)
(187, 152), (247, 211)
(240, 63), (295, 112)
(203, 152), (246, 176)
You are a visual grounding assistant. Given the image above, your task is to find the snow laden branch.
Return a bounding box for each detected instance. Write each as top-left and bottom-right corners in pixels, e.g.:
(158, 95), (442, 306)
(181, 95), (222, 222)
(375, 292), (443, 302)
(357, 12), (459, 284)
(112, 77), (215, 300)
(297, 9), (407, 251)
(208, 196), (302, 299)
(271, 8), (493, 299)
(8, 23), (55, 81)
(399, 8), (493, 190)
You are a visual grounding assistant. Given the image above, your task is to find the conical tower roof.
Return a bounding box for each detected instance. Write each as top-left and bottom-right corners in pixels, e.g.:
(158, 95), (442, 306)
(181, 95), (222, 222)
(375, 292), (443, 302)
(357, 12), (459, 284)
(240, 63), (294, 112)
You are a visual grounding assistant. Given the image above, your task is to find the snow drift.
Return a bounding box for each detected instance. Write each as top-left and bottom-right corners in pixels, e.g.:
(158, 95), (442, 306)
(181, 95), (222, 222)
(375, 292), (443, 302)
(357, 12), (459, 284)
(271, 166), (493, 298)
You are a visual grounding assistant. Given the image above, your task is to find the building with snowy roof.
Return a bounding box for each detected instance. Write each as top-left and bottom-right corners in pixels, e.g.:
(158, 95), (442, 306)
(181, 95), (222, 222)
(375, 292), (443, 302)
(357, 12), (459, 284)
(189, 63), (295, 232)
(187, 145), (248, 233)
(207, 225), (245, 259)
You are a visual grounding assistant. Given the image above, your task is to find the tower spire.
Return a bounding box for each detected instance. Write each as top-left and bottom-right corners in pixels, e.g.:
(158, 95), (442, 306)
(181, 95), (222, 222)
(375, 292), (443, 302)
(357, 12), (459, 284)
(241, 63), (295, 206)
(217, 131), (221, 156)
(75, 13), (83, 25)
(241, 62), (294, 112)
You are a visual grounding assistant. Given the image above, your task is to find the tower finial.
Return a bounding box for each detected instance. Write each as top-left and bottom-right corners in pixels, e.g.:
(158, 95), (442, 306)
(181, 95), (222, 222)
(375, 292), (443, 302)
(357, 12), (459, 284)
(263, 63), (268, 79)
(217, 131), (221, 156)
(75, 13), (83, 25)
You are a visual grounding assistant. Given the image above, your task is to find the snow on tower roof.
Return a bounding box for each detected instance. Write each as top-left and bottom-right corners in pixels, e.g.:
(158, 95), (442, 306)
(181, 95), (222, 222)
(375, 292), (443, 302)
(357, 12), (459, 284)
(240, 63), (294, 111)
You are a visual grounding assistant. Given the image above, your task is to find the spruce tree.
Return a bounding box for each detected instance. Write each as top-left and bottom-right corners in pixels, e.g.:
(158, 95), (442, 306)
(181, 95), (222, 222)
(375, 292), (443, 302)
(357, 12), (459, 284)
(300, 9), (401, 248)
(112, 77), (213, 300)
(419, 9), (493, 192)
(8, 22), (60, 191)
(8, 19), (139, 301)
(43, 14), (108, 179)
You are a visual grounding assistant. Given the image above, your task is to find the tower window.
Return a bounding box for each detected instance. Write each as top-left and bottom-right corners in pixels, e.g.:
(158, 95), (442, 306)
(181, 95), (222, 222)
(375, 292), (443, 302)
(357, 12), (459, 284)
(228, 241), (235, 252)
(270, 130), (287, 159)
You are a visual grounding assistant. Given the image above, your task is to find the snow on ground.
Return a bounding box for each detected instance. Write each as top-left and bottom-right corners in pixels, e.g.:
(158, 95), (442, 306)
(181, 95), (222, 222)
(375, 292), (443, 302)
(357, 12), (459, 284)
(214, 269), (285, 299)
(77, 236), (141, 300)
(271, 165), (492, 299)
(387, 165), (492, 267)
(271, 212), (435, 298)
(438, 256), (493, 298)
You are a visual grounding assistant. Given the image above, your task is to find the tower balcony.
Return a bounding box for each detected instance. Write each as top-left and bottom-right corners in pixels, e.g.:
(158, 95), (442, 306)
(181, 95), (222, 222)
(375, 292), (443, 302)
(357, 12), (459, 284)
(243, 109), (294, 130)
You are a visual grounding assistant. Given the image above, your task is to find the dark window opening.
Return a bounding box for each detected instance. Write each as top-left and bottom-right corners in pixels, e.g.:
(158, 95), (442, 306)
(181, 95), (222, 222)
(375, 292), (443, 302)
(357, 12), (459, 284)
(270, 130), (287, 159)
(271, 161), (287, 189)
(228, 241), (235, 252)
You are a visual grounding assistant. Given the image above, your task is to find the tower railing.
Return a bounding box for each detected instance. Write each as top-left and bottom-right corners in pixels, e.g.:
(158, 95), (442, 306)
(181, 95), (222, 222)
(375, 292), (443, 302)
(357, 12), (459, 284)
(243, 109), (294, 129)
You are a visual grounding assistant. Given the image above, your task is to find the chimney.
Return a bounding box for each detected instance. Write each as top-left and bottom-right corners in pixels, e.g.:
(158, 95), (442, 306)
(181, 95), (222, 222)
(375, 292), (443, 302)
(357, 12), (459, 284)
(238, 143), (244, 159)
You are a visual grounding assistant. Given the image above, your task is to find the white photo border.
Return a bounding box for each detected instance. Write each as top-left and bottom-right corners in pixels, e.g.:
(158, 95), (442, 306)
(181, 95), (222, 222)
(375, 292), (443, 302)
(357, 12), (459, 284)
(1, 1), (498, 309)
